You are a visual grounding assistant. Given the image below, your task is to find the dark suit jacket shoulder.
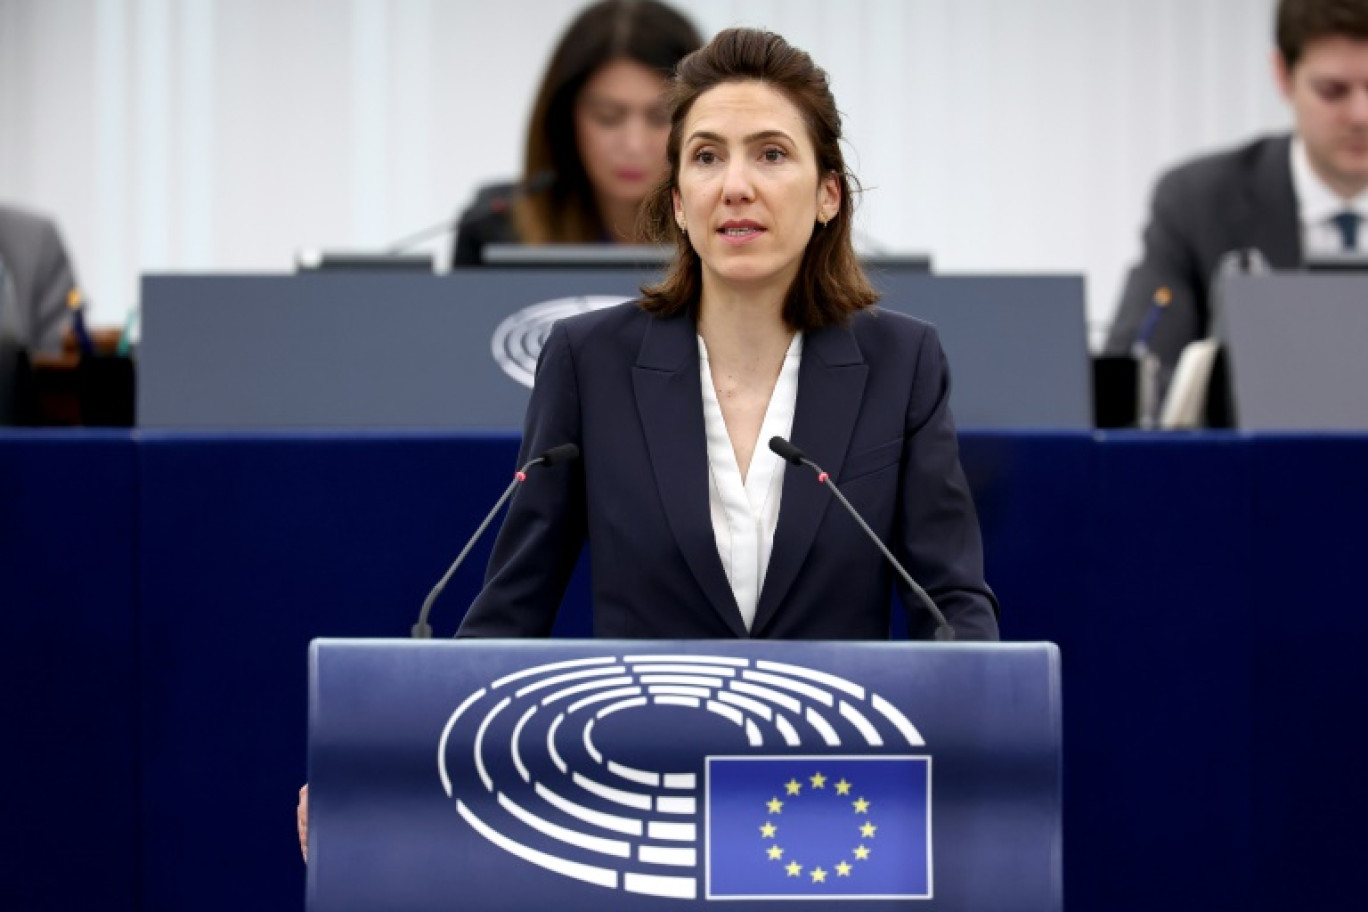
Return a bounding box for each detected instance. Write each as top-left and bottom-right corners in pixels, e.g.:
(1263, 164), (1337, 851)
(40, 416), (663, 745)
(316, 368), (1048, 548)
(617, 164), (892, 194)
(1105, 134), (1300, 367)
(457, 302), (1000, 642)
(451, 181), (521, 266)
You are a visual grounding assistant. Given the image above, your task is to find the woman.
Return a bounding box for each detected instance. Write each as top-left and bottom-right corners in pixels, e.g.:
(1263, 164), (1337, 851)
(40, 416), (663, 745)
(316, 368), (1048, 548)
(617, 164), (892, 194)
(301, 26), (999, 863)
(451, 0), (703, 265)
(457, 27), (1000, 641)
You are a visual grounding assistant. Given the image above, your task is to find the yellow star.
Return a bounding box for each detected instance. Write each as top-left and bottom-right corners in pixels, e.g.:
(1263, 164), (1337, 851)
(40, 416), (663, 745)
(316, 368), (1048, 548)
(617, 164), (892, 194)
(835, 778), (852, 796)
(852, 797), (870, 814)
(810, 771), (827, 789)
(836, 861), (853, 877)
(786, 861), (803, 877)
(767, 845), (784, 860)
(810, 867), (828, 884)
(767, 797), (784, 814)
(854, 845), (871, 860)
(785, 778), (802, 796)
(760, 821), (777, 838)
(860, 822), (877, 838)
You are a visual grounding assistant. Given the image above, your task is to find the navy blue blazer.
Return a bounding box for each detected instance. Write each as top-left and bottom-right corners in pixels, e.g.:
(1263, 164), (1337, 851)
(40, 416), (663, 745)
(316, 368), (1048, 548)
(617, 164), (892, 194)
(457, 302), (1000, 641)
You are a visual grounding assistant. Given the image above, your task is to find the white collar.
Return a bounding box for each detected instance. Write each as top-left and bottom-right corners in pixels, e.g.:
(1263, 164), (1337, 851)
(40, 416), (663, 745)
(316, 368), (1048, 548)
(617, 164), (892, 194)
(1290, 136), (1368, 224)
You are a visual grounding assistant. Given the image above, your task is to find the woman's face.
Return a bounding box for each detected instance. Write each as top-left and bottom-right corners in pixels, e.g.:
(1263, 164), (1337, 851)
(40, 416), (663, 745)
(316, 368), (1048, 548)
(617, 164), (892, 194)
(574, 59), (671, 214)
(673, 80), (839, 297)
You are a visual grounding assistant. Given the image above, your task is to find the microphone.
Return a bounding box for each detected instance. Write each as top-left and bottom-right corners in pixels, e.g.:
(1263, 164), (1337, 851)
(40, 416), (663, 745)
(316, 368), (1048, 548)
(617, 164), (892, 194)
(386, 171), (556, 255)
(411, 442), (579, 638)
(768, 436), (956, 642)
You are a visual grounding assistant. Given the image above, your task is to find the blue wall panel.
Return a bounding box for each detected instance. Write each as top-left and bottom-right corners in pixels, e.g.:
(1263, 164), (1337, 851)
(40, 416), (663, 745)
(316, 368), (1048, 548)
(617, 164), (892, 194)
(0, 432), (139, 912)
(1249, 436), (1368, 912)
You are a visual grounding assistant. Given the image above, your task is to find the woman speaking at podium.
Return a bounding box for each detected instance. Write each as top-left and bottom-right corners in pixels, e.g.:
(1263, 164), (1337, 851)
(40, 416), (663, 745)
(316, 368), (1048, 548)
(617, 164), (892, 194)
(457, 28), (1000, 643)
(452, 0), (703, 264)
(300, 25), (1000, 863)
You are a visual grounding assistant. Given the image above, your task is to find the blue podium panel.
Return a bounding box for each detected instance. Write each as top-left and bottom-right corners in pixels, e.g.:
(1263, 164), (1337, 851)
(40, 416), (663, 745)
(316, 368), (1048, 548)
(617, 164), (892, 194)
(309, 640), (1061, 912)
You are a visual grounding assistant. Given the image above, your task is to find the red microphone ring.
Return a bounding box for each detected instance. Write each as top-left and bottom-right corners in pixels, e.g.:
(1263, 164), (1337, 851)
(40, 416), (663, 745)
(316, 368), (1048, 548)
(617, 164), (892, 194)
(817, 472), (829, 483)
(515, 471), (527, 482)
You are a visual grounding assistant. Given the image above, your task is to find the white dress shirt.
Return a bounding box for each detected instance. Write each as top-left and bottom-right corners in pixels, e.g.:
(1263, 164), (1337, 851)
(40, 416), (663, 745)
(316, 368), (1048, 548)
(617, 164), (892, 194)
(1290, 137), (1368, 254)
(698, 333), (803, 631)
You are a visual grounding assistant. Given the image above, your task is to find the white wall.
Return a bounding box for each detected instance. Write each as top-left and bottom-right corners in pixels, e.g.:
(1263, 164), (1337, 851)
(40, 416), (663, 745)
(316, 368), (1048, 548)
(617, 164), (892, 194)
(0, 0), (1288, 344)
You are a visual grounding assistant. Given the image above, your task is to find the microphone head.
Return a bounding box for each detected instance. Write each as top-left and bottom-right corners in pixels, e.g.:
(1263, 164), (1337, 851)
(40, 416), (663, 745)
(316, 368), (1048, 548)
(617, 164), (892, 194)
(539, 443), (580, 466)
(768, 436), (806, 465)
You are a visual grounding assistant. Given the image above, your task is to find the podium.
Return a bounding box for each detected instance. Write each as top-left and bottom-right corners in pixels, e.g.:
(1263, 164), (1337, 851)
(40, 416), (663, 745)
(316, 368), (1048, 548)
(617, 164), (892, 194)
(308, 639), (1061, 912)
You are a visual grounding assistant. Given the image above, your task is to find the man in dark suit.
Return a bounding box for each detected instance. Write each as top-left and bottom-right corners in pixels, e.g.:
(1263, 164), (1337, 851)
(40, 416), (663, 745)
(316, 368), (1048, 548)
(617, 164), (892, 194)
(1106, 0), (1368, 369)
(0, 203), (80, 355)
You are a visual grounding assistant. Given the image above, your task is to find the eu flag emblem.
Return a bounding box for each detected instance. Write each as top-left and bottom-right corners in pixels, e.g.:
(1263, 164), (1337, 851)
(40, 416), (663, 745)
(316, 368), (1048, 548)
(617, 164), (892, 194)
(706, 756), (931, 899)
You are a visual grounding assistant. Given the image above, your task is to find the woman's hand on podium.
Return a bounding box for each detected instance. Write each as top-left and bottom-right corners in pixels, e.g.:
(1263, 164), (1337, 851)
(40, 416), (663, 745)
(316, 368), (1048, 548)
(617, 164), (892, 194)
(297, 784), (309, 862)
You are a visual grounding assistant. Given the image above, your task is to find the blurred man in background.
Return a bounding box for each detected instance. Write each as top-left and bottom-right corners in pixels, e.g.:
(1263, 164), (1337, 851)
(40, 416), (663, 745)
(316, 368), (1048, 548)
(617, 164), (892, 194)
(0, 202), (80, 355)
(1106, 0), (1368, 369)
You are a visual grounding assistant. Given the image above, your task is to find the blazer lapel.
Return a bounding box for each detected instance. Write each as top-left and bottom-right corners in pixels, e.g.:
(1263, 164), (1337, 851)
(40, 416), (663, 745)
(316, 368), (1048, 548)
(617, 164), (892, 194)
(632, 312), (749, 637)
(751, 322), (868, 636)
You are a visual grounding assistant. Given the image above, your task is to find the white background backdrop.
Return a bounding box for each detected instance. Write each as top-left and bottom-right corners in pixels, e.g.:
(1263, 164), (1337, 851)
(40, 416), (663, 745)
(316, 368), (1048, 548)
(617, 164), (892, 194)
(0, 0), (1287, 343)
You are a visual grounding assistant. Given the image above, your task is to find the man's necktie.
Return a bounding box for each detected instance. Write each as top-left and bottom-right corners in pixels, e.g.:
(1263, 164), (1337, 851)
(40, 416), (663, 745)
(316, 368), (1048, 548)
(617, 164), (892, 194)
(1330, 211), (1362, 251)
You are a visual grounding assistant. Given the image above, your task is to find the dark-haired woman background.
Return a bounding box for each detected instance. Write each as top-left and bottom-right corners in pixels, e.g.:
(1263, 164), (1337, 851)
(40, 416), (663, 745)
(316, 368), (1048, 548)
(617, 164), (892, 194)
(452, 0), (703, 264)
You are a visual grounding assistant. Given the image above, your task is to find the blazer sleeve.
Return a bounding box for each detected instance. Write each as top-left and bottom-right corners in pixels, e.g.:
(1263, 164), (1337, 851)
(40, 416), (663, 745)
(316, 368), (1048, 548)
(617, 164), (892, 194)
(456, 320), (588, 636)
(897, 325), (1001, 641)
(1104, 166), (1207, 369)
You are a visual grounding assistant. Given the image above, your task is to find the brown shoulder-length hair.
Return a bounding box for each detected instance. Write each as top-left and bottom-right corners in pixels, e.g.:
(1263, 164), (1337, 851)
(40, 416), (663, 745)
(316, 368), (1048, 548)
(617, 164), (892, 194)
(513, 0), (702, 245)
(1276, 0), (1368, 69)
(639, 28), (879, 331)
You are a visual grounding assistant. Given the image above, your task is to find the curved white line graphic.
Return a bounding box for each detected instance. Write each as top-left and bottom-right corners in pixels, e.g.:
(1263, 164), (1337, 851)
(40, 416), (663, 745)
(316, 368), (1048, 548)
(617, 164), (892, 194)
(474, 696), (511, 792)
(515, 666), (626, 698)
(492, 656), (616, 690)
(511, 704), (537, 783)
(438, 686), (486, 797)
(438, 651), (927, 901)
(457, 800), (618, 890)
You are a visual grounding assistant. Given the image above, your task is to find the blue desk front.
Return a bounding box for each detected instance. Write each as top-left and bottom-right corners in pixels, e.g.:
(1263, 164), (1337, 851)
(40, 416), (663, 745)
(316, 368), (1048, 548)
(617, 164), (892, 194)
(1, 430), (1365, 912)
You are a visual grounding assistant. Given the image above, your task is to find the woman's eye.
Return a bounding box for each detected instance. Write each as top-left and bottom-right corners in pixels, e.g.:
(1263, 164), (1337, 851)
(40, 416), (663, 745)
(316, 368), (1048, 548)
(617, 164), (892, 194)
(694, 150), (718, 165)
(762, 147), (786, 163)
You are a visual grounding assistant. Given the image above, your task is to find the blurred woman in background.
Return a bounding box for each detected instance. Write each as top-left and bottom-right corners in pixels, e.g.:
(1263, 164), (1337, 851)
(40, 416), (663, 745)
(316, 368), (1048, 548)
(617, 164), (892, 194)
(452, 0), (703, 264)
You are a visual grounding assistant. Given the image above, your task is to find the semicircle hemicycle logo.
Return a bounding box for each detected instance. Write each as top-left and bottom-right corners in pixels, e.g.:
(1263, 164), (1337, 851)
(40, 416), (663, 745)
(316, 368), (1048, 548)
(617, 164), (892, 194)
(437, 654), (934, 902)
(491, 296), (632, 388)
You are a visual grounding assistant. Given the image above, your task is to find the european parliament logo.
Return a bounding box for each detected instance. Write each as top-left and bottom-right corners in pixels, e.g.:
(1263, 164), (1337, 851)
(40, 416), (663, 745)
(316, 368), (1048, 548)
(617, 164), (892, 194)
(437, 653), (934, 903)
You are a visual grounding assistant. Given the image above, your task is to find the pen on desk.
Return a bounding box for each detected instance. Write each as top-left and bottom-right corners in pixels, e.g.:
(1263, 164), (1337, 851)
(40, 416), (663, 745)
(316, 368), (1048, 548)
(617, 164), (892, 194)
(68, 287), (95, 355)
(1133, 286), (1172, 430)
(1133, 286), (1172, 353)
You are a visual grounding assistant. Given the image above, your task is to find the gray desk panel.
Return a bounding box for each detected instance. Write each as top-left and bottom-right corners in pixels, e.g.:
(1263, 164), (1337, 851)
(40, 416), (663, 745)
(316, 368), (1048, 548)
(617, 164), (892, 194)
(139, 271), (1088, 430)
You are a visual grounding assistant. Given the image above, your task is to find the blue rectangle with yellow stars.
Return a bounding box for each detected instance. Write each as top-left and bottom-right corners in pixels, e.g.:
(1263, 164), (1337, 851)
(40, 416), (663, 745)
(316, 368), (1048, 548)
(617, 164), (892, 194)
(706, 756), (931, 900)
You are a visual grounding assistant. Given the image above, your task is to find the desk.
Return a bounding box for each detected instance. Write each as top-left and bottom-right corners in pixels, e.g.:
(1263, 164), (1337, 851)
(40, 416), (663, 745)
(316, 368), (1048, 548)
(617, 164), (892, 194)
(2, 430), (1365, 912)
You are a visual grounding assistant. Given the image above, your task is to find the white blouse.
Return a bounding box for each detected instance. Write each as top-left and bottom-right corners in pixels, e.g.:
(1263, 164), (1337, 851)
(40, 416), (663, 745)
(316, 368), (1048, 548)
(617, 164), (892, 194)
(698, 333), (803, 630)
